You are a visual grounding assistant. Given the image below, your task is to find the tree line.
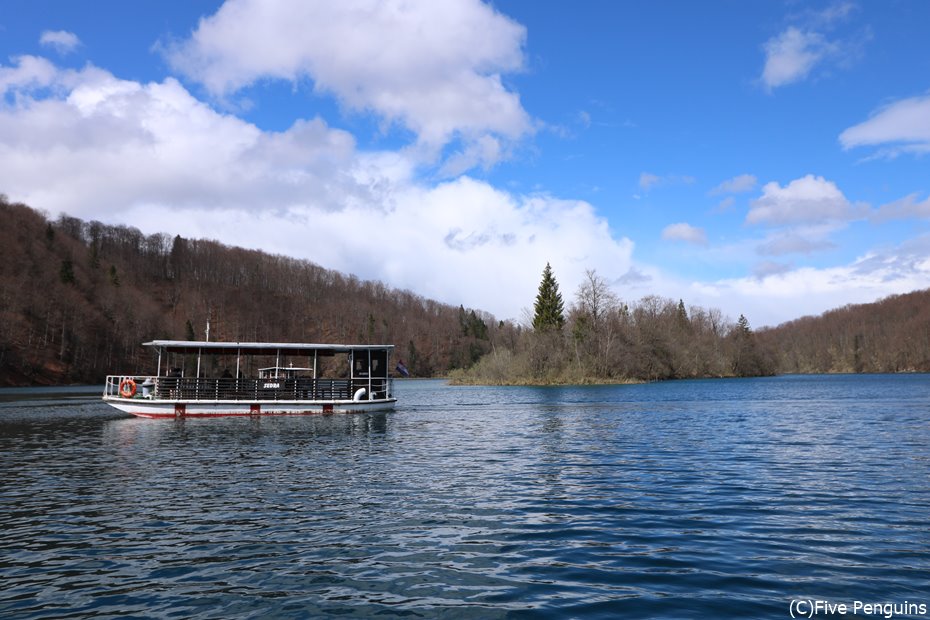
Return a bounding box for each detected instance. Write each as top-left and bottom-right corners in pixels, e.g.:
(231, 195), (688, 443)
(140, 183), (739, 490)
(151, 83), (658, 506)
(0, 197), (506, 385)
(756, 289), (930, 373)
(3, 196), (928, 386)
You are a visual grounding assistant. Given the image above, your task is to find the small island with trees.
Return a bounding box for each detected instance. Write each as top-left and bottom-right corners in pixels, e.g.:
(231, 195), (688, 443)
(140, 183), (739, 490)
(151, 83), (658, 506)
(450, 262), (774, 385)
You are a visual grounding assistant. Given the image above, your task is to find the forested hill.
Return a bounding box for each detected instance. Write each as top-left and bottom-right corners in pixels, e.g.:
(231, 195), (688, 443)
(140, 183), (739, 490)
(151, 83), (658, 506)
(0, 197), (509, 385)
(757, 290), (930, 374)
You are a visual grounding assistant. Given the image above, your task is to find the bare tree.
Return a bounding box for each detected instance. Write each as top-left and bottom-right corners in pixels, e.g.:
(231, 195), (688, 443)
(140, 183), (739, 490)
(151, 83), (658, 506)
(571, 269), (621, 377)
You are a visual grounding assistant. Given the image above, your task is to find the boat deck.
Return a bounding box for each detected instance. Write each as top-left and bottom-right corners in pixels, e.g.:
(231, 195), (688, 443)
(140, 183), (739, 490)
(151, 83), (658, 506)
(104, 376), (392, 402)
(102, 340), (398, 417)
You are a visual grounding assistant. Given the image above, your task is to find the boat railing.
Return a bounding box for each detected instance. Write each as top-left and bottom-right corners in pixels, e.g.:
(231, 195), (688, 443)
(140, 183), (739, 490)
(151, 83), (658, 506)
(104, 375), (393, 401)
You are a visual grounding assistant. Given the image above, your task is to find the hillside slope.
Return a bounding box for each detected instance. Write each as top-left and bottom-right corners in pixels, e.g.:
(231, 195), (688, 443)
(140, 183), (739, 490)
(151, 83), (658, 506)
(0, 197), (505, 385)
(757, 290), (930, 374)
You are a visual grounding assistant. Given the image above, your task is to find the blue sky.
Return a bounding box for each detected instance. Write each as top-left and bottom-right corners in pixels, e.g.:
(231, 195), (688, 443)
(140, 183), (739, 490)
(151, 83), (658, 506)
(2, 1), (929, 327)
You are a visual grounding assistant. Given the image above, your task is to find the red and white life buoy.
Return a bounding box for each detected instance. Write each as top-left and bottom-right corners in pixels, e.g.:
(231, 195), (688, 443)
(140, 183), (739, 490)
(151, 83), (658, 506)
(119, 378), (137, 398)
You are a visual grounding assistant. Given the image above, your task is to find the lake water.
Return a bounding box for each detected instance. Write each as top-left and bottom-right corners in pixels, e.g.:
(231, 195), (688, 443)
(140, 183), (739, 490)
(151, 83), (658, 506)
(1, 375), (929, 619)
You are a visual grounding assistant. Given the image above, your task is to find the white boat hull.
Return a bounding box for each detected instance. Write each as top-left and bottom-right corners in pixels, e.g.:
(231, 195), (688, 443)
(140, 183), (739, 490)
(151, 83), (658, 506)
(103, 396), (396, 419)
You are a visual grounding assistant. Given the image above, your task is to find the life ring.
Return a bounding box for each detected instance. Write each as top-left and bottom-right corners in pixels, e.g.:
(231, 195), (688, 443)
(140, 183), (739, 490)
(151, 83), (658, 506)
(119, 378), (137, 398)
(353, 387), (367, 401)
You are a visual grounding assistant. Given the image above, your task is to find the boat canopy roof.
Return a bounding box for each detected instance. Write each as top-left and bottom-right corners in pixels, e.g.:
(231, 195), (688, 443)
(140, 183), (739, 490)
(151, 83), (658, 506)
(143, 340), (394, 356)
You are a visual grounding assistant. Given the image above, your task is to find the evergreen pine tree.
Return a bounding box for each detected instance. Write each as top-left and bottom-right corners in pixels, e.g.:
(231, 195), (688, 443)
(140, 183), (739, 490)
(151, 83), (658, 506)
(108, 265), (120, 287)
(89, 242), (100, 269)
(59, 259), (75, 285)
(732, 314), (765, 377)
(532, 262), (565, 331)
(676, 299), (690, 332)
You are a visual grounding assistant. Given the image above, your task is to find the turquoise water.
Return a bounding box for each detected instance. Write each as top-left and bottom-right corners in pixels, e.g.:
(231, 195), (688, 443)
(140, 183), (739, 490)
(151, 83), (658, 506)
(1, 375), (928, 618)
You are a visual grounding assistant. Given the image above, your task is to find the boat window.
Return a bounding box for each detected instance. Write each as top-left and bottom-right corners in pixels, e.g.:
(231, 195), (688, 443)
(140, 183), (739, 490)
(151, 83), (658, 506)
(372, 350), (388, 377)
(349, 349), (388, 378)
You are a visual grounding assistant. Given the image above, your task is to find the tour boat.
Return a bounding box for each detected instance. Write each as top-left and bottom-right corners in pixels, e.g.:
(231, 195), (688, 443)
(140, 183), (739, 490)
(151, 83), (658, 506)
(103, 340), (397, 418)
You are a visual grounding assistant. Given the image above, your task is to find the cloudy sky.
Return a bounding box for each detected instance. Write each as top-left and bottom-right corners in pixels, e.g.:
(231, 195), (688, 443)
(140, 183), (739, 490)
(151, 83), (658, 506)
(2, 1), (929, 327)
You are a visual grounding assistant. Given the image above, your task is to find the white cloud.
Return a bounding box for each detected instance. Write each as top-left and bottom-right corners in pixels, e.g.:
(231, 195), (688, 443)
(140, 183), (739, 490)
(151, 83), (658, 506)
(839, 94), (930, 157)
(662, 223), (707, 246)
(697, 236), (930, 327)
(752, 261), (793, 279)
(710, 173), (757, 195)
(438, 134), (503, 177)
(810, 2), (857, 26)
(0, 55), (60, 93)
(756, 233), (835, 256)
(638, 172), (694, 192)
(616, 267), (651, 286)
(120, 180), (636, 321)
(759, 2), (865, 93)
(747, 174), (863, 226)
(163, 0), (531, 169)
(761, 27), (832, 90)
(639, 172), (660, 191)
(39, 30), (81, 54)
(871, 193), (930, 223)
(0, 55), (633, 322)
(0, 59), (362, 215)
(601, 229), (930, 327)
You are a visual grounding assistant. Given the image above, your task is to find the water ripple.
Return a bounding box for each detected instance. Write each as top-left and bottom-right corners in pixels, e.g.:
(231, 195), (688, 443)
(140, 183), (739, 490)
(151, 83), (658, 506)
(1, 375), (929, 618)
